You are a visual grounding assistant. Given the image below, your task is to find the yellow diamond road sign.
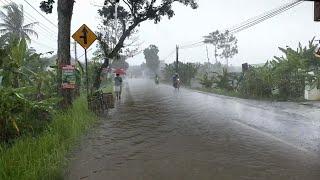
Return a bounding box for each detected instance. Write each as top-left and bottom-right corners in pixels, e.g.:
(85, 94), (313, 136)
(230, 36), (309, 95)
(72, 24), (97, 49)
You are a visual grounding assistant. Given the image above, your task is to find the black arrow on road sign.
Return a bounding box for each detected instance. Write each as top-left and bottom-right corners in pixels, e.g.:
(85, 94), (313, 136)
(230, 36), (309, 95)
(80, 27), (88, 44)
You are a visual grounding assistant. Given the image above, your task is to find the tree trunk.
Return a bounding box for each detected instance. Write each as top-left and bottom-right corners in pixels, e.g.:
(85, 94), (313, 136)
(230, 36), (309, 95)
(214, 45), (218, 64)
(93, 22), (139, 90)
(226, 58), (229, 70)
(57, 0), (74, 109)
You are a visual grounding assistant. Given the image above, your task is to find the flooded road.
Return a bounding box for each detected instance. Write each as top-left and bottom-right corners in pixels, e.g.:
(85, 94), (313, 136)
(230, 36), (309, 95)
(66, 79), (320, 180)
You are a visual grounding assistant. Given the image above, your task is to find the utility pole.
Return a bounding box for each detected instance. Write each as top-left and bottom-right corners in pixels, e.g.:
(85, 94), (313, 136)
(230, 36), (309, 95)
(74, 41), (78, 63)
(73, 41), (80, 96)
(176, 45), (179, 73)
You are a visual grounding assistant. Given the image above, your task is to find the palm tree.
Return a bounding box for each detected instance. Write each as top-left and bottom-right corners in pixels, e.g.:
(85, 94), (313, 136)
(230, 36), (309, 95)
(0, 3), (38, 42)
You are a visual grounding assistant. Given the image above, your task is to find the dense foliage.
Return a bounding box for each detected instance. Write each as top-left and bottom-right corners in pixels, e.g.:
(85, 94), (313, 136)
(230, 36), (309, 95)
(163, 62), (200, 86)
(0, 3), (38, 42)
(196, 38), (320, 100)
(0, 3), (59, 142)
(144, 44), (160, 75)
(93, 0), (198, 89)
(204, 30), (238, 66)
(0, 97), (97, 179)
(0, 87), (58, 142)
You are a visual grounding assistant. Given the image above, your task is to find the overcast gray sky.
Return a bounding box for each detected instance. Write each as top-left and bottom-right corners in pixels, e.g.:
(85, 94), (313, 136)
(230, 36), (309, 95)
(1, 0), (319, 66)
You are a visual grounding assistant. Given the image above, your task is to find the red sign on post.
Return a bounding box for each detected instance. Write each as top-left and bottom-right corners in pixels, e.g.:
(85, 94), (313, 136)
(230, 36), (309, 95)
(62, 65), (76, 89)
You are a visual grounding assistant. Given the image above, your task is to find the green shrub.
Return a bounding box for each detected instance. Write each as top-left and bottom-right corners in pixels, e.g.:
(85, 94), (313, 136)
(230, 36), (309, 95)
(239, 64), (273, 98)
(0, 96), (97, 180)
(0, 87), (58, 142)
(199, 72), (214, 88)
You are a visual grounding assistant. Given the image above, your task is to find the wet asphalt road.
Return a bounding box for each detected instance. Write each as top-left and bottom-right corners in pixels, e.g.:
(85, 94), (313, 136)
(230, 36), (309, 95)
(66, 78), (320, 180)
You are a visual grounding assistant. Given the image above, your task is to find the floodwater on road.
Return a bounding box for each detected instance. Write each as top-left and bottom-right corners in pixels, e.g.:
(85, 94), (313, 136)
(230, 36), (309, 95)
(66, 78), (320, 180)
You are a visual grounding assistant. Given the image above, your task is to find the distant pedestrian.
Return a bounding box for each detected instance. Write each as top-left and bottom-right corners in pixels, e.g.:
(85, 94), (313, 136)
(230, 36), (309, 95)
(114, 73), (123, 100)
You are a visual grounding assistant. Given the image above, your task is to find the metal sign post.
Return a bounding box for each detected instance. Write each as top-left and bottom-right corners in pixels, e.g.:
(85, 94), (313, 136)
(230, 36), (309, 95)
(72, 24), (97, 96)
(84, 48), (89, 95)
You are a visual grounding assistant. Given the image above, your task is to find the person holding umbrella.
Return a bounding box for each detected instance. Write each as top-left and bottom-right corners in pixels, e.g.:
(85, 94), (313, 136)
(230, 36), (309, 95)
(114, 73), (123, 100)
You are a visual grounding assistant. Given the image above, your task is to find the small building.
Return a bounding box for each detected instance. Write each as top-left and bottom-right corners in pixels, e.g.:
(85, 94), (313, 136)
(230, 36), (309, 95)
(305, 71), (320, 100)
(305, 86), (320, 100)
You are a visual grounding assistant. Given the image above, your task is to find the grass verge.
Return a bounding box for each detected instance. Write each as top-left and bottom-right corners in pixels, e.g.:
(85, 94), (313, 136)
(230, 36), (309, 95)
(194, 87), (306, 102)
(195, 87), (243, 98)
(0, 96), (97, 180)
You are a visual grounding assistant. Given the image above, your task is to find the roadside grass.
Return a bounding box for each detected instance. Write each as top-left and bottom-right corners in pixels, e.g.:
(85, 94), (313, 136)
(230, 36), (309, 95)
(196, 87), (243, 98)
(0, 96), (97, 180)
(195, 87), (306, 102)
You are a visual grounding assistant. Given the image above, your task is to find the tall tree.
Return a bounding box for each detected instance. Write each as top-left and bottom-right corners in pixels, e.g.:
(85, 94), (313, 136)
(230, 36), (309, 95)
(40, 0), (74, 108)
(163, 62), (199, 86)
(40, 0), (198, 92)
(143, 44), (160, 74)
(93, 0), (198, 89)
(219, 31), (238, 68)
(203, 30), (220, 63)
(203, 30), (238, 68)
(0, 2), (38, 42)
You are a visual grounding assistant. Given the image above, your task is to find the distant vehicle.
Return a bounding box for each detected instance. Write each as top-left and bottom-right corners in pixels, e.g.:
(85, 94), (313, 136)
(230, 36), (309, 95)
(173, 78), (180, 90)
(155, 75), (159, 84)
(172, 73), (180, 90)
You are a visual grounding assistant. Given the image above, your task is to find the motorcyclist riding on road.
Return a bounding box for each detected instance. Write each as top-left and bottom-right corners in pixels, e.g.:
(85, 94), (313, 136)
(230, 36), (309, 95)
(155, 74), (159, 84)
(172, 73), (180, 89)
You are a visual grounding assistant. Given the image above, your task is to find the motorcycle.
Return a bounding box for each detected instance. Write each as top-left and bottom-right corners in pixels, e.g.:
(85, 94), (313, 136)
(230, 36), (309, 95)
(173, 78), (180, 90)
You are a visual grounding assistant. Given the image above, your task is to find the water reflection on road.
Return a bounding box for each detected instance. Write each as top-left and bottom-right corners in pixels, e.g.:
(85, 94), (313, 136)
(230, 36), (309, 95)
(66, 79), (320, 180)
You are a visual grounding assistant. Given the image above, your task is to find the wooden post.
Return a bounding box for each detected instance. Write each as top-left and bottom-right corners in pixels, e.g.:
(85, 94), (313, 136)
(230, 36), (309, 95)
(176, 45), (179, 73)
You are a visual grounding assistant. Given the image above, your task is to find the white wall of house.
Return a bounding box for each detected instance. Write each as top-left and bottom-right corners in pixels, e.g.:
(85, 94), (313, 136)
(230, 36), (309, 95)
(305, 71), (320, 100)
(305, 87), (320, 101)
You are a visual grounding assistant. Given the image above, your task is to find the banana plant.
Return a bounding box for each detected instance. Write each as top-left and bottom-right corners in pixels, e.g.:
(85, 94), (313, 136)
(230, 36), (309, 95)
(0, 86), (60, 142)
(1, 39), (27, 88)
(0, 87), (31, 141)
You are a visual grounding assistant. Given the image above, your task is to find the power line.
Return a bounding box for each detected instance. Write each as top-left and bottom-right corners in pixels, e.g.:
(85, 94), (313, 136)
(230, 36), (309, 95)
(162, 49), (176, 61)
(22, 0), (58, 28)
(170, 1), (304, 63)
(32, 40), (56, 51)
(23, 9), (57, 36)
(180, 43), (205, 50)
(23, 13), (58, 40)
(161, 41), (204, 60)
(158, 0), (305, 62)
(228, 0), (300, 32)
(0, 0), (58, 38)
(180, 41), (204, 49)
(230, 1), (303, 33)
(0, 0), (57, 51)
(0, 0), (7, 6)
(229, 0), (303, 33)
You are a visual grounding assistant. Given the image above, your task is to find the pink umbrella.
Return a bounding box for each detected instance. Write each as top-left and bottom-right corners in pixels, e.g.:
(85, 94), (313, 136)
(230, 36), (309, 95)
(114, 68), (126, 75)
